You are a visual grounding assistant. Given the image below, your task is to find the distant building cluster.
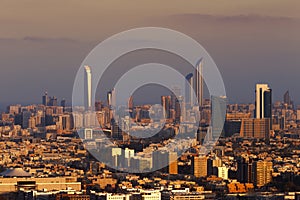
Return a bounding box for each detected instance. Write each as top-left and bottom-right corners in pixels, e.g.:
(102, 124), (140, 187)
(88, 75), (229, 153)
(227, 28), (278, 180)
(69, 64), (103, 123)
(1, 64), (300, 199)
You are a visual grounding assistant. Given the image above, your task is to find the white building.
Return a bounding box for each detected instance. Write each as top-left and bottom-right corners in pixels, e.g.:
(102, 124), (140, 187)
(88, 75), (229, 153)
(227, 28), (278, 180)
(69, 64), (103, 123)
(140, 190), (161, 200)
(84, 65), (92, 110)
(84, 128), (93, 140)
(218, 166), (228, 180)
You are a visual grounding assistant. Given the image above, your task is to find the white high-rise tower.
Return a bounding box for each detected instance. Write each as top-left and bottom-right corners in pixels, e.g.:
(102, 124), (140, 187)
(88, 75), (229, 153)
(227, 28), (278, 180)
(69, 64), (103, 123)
(84, 65), (92, 110)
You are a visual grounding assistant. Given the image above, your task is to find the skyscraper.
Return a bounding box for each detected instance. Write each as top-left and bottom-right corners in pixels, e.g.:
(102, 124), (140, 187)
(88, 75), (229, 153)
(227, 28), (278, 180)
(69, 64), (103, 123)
(195, 58), (204, 108)
(185, 73), (194, 107)
(283, 90), (293, 109)
(161, 96), (171, 119)
(284, 90), (291, 105)
(49, 96), (58, 106)
(42, 92), (49, 106)
(255, 84), (272, 135)
(175, 96), (183, 123)
(107, 88), (116, 109)
(84, 65), (92, 110)
(255, 84), (272, 119)
(211, 96), (227, 140)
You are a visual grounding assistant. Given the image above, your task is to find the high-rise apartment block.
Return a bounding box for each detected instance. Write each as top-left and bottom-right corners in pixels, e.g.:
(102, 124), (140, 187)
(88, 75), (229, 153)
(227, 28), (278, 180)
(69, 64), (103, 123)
(253, 160), (273, 188)
(193, 155), (207, 178)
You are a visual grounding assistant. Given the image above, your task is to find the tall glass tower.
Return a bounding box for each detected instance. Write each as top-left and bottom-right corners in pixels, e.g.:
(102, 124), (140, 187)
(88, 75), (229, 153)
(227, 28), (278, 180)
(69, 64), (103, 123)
(185, 73), (194, 107)
(195, 58), (204, 108)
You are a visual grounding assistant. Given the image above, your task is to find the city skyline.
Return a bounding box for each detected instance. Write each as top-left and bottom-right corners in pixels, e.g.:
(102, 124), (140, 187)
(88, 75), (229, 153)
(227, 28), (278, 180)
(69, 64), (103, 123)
(1, 71), (300, 197)
(0, 82), (296, 111)
(0, 0), (300, 106)
(1, 1), (300, 199)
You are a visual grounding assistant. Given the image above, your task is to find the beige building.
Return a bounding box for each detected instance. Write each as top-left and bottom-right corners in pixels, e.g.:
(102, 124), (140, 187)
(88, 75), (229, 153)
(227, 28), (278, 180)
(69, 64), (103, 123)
(0, 168), (81, 192)
(226, 113), (251, 120)
(169, 152), (178, 175)
(253, 161), (273, 188)
(240, 118), (270, 139)
(193, 156), (207, 178)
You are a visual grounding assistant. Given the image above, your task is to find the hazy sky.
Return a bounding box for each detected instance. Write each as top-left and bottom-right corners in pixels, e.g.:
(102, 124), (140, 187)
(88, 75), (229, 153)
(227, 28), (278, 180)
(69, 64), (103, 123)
(0, 0), (300, 108)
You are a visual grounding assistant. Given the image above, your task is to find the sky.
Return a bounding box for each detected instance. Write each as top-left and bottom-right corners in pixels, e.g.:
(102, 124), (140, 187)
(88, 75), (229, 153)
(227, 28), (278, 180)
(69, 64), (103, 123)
(0, 0), (300, 108)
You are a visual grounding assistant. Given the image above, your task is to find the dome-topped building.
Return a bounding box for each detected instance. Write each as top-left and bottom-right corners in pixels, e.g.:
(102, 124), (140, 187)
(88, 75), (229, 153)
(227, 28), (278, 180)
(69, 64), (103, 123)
(0, 168), (31, 178)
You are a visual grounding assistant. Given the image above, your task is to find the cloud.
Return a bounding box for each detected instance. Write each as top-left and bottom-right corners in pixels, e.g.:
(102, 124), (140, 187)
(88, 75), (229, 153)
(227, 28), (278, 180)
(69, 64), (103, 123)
(23, 36), (77, 43)
(170, 14), (296, 23)
(0, 36), (78, 44)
